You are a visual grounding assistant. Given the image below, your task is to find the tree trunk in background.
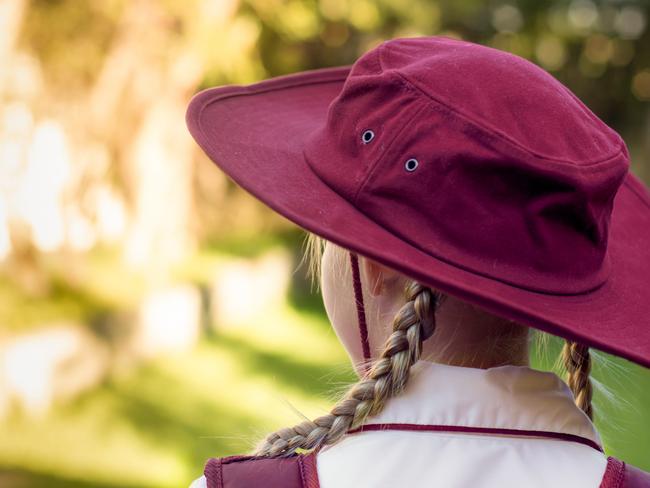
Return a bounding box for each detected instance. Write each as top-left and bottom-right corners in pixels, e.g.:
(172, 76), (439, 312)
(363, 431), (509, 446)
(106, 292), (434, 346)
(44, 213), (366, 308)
(0, 0), (26, 95)
(88, 0), (213, 271)
(125, 52), (202, 268)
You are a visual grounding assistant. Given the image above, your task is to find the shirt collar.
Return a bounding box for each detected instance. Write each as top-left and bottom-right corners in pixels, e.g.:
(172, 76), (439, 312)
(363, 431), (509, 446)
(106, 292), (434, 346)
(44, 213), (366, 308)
(366, 360), (602, 448)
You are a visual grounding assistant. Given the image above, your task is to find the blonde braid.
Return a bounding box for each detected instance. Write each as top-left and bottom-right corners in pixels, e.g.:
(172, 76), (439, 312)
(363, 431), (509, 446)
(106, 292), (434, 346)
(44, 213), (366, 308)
(562, 340), (593, 420)
(255, 282), (442, 457)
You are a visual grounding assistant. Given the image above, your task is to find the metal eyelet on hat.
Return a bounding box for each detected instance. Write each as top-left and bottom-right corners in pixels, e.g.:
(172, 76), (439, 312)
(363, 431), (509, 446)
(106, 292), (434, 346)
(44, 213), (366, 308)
(361, 129), (375, 144)
(404, 158), (419, 172)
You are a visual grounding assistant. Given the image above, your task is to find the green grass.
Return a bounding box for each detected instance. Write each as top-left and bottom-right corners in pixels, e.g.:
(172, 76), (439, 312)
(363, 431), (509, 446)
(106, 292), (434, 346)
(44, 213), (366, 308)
(0, 249), (648, 486)
(0, 247), (146, 332)
(0, 303), (355, 488)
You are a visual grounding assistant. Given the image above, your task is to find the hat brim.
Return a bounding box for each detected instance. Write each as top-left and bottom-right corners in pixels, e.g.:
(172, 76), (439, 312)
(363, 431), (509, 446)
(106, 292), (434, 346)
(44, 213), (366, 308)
(186, 66), (650, 369)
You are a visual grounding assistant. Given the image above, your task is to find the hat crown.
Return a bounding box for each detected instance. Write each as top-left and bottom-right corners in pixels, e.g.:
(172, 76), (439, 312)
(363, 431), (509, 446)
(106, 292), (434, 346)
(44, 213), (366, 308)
(304, 37), (629, 294)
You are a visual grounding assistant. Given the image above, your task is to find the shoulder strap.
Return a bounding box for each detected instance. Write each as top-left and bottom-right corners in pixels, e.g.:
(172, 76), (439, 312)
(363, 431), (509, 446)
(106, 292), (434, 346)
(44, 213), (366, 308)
(203, 453), (320, 488)
(600, 458), (650, 488)
(625, 463), (650, 488)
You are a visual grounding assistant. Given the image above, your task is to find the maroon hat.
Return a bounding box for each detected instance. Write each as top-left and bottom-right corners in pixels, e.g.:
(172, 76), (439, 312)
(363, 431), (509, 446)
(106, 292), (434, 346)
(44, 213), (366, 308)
(186, 36), (650, 368)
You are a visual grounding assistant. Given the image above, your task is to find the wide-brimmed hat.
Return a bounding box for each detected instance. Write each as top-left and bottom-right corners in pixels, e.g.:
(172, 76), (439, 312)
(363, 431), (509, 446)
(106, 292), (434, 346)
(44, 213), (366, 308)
(186, 36), (650, 369)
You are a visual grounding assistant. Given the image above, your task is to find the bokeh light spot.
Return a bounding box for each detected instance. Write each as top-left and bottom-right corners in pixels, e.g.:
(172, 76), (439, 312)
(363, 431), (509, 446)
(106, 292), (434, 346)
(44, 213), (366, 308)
(568, 0), (599, 30)
(535, 35), (567, 71)
(632, 70), (650, 101)
(492, 4), (524, 34)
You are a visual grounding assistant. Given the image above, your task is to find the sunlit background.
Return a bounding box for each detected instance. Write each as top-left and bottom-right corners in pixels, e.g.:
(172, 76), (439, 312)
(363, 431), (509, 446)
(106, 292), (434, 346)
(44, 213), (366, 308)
(0, 0), (649, 486)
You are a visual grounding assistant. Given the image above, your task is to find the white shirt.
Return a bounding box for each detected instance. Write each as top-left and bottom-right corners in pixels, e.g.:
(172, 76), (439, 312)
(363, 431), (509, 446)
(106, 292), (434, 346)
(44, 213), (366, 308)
(191, 361), (607, 488)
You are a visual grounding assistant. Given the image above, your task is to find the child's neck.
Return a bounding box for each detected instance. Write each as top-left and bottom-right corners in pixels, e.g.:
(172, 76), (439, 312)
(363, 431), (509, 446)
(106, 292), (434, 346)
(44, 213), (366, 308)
(420, 296), (530, 369)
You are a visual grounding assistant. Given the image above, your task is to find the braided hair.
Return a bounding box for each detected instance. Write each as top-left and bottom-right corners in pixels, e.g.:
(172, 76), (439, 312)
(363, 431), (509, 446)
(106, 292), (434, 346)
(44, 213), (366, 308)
(255, 281), (443, 457)
(259, 235), (595, 457)
(562, 340), (594, 420)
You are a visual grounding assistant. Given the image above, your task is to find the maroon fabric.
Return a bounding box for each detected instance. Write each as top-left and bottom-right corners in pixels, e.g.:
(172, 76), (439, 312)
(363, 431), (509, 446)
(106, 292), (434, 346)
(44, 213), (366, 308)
(302, 452), (321, 488)
(201, 452), (649, 487)
(601, 458), (626, 488)
(624, 463), (650, 488)
(600, 458), (650, 488)
(204, 453), (320, 488)
(349, 252), (371, 367)
(347, 422), (603, 452)
(186, 36), (650, 368)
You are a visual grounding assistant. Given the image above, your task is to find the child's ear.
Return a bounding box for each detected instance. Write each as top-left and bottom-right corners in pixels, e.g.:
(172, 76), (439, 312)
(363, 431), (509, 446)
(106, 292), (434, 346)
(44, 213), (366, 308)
(361, 257), (401, 297)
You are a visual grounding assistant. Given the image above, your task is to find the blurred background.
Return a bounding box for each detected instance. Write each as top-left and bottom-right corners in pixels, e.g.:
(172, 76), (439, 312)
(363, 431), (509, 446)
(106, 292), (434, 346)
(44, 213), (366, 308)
(0, 0), (649, 486)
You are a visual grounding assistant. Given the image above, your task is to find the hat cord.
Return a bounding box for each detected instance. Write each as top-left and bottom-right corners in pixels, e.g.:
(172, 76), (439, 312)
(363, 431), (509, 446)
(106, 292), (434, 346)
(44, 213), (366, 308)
(254, 281), (441, 457)
(349, 252), (371, 370)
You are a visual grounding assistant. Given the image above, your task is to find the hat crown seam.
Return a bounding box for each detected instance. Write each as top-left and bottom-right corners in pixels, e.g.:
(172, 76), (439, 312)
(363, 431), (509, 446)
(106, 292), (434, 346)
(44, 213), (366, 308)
(382, 66), (625, 169)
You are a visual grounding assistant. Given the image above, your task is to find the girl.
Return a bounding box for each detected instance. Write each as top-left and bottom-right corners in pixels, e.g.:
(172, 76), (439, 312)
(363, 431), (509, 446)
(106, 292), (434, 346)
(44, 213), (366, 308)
(186, 36), (650, 487)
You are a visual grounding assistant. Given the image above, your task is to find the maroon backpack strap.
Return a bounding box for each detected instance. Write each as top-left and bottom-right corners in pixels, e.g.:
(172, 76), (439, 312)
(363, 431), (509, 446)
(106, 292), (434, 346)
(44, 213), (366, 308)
(624, 463), (650, 487)
(600, 457), (650, 488)
(203, 453), (320, 488)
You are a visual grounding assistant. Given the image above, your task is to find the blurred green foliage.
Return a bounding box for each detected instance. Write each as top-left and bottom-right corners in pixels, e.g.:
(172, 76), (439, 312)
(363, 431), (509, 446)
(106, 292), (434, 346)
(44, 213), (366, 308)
(0, 260), (357, 487)
(0, 288), (648, 487)
(1, 0), (649, 486)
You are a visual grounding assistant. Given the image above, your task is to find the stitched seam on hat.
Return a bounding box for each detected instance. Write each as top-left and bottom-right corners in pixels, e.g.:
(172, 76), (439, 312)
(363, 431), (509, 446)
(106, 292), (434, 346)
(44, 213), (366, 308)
(352, 100), (432, 204)
(377, 40), (388, 75)
(192, 69), (351, 167)
(376, 44), (625, 171)
(367, 44), (383, 74)
(388, 70), (626, 168)
(196, 67), (350, 119)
